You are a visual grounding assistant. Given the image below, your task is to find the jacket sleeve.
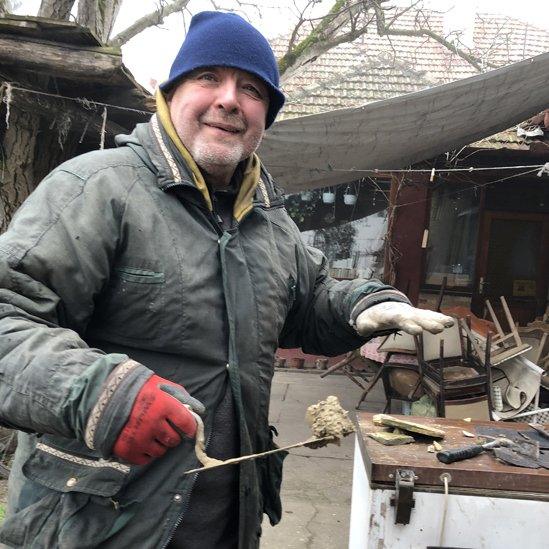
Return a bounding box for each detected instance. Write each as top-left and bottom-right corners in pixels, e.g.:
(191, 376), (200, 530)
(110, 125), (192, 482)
(278, 228), (410, 356)
(0, 163), (151, 452)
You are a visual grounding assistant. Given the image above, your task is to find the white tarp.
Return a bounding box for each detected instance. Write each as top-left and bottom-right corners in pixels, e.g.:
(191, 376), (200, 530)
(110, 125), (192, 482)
(259, 51), (549, 193)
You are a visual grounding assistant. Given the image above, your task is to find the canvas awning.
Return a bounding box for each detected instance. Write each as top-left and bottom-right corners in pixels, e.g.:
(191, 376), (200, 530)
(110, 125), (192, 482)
(259, 51), (549, 193)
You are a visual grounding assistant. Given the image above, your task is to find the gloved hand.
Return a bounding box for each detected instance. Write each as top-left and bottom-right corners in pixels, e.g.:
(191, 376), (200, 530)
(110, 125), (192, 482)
(113, 374), (205, 465)
(356, 302), (454, 336)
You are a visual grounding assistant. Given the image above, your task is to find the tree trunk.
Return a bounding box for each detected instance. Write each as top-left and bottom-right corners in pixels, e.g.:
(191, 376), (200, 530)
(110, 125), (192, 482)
(38, 0), (76, 20)
(77, 0), (122, 44)
(0, 105), (41, 232)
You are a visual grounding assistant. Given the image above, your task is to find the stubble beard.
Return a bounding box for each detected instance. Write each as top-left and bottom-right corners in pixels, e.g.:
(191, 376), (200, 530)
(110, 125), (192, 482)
(191, 135), (245, 174)
(188, 120), (264, 175)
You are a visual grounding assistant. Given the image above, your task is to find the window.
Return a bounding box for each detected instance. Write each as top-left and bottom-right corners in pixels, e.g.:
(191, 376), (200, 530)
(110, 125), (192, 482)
(423, 183), (480, 290)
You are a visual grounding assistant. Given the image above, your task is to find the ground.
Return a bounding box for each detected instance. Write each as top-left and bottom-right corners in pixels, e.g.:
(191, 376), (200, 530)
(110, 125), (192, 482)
(261, 369), (385, 548)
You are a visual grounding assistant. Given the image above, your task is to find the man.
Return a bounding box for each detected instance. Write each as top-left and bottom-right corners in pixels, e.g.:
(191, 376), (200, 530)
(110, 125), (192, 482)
(0, 11), (452, 549)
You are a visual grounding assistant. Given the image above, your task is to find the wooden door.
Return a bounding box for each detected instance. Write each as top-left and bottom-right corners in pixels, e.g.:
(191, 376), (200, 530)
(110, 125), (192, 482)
(472, 211), (549, 325)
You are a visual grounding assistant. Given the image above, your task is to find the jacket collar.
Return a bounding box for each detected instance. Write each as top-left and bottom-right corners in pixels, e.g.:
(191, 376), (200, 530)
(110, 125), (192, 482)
(150, 90), (266, 222)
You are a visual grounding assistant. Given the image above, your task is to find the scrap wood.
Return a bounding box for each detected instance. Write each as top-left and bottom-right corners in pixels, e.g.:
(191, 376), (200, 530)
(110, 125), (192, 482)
(373, 414), (445, 438)
(367, 430), (414, 446)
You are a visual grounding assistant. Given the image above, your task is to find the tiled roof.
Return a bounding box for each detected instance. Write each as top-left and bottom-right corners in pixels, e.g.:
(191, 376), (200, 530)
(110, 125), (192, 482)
(472, 109), (549, 150)
(275, 10), (549, 123)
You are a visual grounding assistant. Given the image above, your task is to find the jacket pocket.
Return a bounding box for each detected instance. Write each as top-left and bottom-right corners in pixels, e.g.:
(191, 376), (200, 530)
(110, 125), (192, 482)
(259, 426), (288, 526)
(93, 261), (167, 341)
(114, 266), (165, 284)
(0, 441), (132, 548)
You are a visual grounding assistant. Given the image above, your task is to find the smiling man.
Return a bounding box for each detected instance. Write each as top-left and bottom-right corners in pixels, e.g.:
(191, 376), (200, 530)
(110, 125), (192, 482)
(0, 11), (452, 549)
(168, 66), (268, 186)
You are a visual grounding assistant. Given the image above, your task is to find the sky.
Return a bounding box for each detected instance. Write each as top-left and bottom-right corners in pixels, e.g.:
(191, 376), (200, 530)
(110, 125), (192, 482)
(13, 0), (549, 90)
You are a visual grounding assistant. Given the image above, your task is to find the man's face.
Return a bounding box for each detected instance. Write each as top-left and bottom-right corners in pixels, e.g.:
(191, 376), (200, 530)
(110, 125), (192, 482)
(168, 67), (269, 175)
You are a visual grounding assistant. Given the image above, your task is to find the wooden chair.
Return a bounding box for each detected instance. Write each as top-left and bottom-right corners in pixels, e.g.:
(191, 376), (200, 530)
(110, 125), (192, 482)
(319, 349), (376, 393)
(416, 318), (494, 419)
(485, 296), (531, 365)
(353, 332), (421, 411)
(377, 357), (423, 413)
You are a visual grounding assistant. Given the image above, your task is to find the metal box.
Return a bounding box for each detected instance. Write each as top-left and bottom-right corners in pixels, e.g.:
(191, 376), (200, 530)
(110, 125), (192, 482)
(349, 413), (549, 548)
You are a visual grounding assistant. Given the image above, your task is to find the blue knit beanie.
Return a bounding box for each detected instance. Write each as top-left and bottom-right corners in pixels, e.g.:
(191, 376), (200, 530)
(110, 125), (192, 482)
(160, 11), (285, 128)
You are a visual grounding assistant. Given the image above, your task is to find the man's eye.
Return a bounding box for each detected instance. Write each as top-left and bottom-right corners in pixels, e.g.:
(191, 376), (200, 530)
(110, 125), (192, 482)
(243, 84), (262, 98)
(197, 73), (216, 82)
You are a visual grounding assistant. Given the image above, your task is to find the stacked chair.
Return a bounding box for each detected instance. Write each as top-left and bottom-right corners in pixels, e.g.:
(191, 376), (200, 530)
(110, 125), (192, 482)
(416, 319), (494, 420)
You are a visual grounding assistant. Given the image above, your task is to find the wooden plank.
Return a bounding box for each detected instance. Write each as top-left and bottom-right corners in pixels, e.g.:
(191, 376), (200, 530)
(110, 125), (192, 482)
(0, 15), (101, 46)
(501, 296), (523, 347)
(355, 412), (549, 495)
(491, 343), (531, 365)
(367, 431), (415, 445)
(373, 414), (446, 438)
(0, 34), (125, 86)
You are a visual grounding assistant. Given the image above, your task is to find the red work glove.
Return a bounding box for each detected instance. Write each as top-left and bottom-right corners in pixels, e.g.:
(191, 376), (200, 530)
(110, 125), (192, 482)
(113, 374), (205, 465)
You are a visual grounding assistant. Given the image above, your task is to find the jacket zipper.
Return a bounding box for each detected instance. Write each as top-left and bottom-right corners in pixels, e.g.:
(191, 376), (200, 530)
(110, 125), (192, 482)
(159, 210), (220, 548)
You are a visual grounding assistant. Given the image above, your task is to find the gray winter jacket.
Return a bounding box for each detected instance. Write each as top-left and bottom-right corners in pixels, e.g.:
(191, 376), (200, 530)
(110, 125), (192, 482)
(0, 102), (408, 548)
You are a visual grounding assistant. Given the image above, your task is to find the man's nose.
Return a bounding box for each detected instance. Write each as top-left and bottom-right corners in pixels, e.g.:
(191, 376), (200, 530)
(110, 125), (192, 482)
(215, 81), (240, 114)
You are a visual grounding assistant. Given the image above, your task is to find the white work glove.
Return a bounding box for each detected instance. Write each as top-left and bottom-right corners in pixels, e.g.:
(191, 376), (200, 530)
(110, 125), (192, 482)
(355, 302), (454, 336)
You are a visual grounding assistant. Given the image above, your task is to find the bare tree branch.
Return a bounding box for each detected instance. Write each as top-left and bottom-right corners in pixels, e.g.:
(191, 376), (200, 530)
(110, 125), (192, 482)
(285, 0), (317, 56)
(279, 0), (380, 81)
(371, 1), (498, 72)
(278, 0), (502, 83)
(38, 0), (76, 20)
(108, 0), (190, 47)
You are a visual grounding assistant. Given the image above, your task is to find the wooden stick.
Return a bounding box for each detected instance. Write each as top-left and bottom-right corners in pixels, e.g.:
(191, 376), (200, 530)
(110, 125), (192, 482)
(460, 319), (485, 364)
(500, 296), (522, 347)
(183, 436), (336, 475)
(534, 334), (547, 366)
(485, 299), (505, 342)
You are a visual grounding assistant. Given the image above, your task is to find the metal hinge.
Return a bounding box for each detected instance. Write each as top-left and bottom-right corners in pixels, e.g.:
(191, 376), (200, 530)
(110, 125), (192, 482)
(390, 469), (416, 524)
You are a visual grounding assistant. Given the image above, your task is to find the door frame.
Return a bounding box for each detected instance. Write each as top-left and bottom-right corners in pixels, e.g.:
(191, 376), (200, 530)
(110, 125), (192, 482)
(471, 210), (549, 321)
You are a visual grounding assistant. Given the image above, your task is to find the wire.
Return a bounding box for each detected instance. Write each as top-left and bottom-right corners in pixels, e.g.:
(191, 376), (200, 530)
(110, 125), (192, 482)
(290, 166), (543, 212)
(334, 164), (546, 174)
(269, 162), (546, 176)
(1, 82), (152, 116)
(393, 167), (540, 209)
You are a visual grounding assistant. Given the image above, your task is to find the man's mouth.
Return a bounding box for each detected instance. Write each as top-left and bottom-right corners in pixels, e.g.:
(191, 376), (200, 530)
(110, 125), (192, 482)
(203, 121), (243, 134)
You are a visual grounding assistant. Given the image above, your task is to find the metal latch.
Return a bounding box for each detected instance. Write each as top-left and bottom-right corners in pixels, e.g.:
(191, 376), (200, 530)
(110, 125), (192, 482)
(390, 469), (416, 524)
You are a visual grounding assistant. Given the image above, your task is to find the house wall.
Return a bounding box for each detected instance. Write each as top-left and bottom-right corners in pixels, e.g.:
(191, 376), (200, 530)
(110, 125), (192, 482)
(385, 175), (430, 305)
